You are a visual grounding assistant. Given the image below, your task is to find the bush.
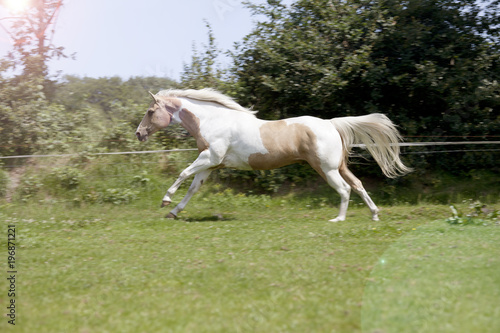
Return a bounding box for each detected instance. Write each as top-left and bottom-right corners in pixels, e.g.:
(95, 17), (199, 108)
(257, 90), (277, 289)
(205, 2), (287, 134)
(446, 200), (500, 225)
(216, 163), (320, 194)
(46, 167), (84, 190)
(0, 168), (9, 197)
(100, 188), (139, 205)
(18, 175), (43, 200)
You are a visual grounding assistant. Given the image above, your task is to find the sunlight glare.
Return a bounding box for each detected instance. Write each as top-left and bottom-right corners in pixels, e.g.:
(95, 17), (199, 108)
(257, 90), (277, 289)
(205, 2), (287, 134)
(3, 0), (31, 14)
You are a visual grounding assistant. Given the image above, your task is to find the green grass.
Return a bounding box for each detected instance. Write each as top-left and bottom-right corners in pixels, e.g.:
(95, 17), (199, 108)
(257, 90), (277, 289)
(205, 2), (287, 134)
(362, 220), (500, 333)
(1, 192), (499, 332)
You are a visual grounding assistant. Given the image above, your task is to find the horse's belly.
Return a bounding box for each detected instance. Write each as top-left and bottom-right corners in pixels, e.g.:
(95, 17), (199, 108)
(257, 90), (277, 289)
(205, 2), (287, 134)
(247, 152), (302, 170)
(220, 154), (255, 170)
(220, 144), (301, 170)
(222, 151), (302, 170)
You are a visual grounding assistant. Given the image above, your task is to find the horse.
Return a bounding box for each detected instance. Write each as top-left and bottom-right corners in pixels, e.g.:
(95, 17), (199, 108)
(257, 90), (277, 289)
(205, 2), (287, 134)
(135, 88), (411, 222)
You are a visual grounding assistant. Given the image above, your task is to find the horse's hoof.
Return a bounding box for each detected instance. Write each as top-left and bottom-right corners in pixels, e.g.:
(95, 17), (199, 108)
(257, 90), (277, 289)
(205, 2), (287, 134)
(161, 200), (171, 208)
(329, 217), (345, 222)
(165, 212), (177, 219)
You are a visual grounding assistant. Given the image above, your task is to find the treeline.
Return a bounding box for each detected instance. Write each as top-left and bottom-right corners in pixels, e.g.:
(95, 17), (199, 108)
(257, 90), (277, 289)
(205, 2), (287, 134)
(0, 72), (179, 157)
(1, 0), (499, 181)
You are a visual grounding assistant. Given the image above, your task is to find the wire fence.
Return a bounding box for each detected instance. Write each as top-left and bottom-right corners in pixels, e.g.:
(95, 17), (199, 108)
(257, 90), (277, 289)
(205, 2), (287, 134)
(0, 148), (198, 160)
(1, 141), (499, 160)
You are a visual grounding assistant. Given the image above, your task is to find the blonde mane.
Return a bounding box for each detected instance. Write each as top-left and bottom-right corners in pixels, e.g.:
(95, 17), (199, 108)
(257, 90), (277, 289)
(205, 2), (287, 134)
(158, 88), (257, 115)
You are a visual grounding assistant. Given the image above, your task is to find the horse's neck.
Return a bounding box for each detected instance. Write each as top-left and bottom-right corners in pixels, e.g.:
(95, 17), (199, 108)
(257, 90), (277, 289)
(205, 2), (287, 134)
(178, 99), (258, 133)
(179, 99), (231, 125)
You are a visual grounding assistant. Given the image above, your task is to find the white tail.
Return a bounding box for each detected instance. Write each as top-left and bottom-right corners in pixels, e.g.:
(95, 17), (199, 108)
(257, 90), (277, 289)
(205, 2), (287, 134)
(331, 113), (412, 178)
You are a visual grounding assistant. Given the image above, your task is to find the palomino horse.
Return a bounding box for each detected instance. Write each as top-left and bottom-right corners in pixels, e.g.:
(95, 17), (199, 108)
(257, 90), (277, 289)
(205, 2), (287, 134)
(136, 89), (411, 222)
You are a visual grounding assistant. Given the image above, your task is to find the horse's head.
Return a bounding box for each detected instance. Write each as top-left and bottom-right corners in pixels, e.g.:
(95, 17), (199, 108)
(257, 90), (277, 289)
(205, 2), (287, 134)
(136, 92), (181, 142)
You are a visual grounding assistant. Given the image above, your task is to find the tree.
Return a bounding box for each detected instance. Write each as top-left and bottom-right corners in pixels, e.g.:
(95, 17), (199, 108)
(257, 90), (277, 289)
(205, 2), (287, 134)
(364, 0), (500, 137)
(0, 0), (72, 157)
(181, 21), (227, 91)
(233, 0), (396, 119)
(0, 57), (45, 156)
(0, 0), (66, 79)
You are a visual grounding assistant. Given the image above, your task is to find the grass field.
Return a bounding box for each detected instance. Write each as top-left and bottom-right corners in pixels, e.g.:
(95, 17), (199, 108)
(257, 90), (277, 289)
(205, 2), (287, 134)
(1, 188), (499, 332)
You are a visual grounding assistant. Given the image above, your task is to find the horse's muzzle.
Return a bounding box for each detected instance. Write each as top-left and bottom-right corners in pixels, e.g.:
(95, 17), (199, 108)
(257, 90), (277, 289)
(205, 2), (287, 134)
(136, 131), (148, 142)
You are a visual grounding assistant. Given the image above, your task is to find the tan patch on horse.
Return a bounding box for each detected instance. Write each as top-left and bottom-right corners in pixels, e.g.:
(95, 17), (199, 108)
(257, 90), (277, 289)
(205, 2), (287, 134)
(339, 159), (363, 191)
(136, 97), (183, 141)
(152, 97), (181, 128)
(337, 140), (364, 192)
(164, 97), (182, 113)
(248, 121), (325, 179)
(149, 96), (182, 114)
(179, 108), (210, 153)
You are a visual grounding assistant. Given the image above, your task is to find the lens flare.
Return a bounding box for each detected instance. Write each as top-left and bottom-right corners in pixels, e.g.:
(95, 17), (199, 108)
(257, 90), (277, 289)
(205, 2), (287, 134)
(3, 0), (31, 13)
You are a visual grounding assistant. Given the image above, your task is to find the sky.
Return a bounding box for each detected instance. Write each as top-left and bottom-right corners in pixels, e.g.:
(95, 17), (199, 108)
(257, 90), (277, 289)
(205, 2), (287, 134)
(0, 0), (273, 80)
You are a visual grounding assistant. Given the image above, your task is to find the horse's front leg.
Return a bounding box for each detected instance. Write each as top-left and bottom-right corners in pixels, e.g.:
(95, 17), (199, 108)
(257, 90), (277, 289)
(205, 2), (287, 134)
(166, 169), (212, 218)
(161, 150), (213, 208)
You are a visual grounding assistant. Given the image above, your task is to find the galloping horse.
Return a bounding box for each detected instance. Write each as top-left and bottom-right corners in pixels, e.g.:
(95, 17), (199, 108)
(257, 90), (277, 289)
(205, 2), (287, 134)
(136, 89), (411, 222)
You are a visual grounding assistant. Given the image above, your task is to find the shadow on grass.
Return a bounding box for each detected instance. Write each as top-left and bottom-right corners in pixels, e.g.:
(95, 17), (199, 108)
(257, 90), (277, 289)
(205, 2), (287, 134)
(178, 214), (237, 223)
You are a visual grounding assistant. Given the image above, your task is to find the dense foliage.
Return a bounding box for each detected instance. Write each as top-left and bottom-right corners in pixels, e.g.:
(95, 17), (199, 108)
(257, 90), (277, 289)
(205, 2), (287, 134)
(233, 0), (500, 124)
(0, 69), (177, 157)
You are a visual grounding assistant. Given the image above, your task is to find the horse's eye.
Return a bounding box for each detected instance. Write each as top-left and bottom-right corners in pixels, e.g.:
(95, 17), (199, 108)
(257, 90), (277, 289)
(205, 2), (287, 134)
(148, 109), (155, 115)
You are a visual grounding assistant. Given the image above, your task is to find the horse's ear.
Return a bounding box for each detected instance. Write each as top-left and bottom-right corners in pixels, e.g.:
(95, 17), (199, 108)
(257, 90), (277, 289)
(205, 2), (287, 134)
(148, 91), (159, 104)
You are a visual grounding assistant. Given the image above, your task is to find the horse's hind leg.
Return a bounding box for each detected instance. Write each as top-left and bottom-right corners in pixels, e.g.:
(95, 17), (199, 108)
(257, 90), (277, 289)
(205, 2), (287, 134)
(323, 169), (352, 222)
(339, 163), (379, 221)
